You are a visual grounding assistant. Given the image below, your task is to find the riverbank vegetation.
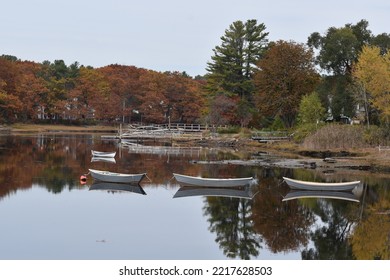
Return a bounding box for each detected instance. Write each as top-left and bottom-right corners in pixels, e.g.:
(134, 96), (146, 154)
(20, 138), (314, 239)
(1, 19), (389, 152)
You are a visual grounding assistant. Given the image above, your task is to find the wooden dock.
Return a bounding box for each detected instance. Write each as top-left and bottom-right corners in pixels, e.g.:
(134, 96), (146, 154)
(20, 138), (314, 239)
(102, 123), (205, 140)
(251, 131), (291, 143)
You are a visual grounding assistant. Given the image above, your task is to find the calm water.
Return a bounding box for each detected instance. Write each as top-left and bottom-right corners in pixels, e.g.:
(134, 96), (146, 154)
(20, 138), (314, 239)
(0, 134), (389, 260)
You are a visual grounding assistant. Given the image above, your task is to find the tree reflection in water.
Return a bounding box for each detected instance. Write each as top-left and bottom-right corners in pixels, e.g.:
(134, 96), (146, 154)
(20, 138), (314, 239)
(203, 197), (261, 259)
(251, 179), (315, 254)
(301, 199), (360, 260)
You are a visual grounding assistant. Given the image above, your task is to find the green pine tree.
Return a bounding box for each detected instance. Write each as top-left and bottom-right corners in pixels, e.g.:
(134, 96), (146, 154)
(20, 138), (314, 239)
(206, 19), (268, 100)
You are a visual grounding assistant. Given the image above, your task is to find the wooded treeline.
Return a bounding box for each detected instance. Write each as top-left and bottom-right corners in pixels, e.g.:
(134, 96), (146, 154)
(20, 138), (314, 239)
(1, 19), (389, 129)
(0, 59), (205, 124)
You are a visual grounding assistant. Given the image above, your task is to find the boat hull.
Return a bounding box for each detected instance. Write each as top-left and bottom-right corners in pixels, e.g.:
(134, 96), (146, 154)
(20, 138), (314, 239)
(283, 177), (361, 191)
(89, 169), (146, 184)
(173, 173), (254, 187)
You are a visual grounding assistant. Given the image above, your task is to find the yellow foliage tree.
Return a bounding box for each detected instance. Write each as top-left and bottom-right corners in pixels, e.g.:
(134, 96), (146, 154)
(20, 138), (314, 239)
(353, 45), (390, 124)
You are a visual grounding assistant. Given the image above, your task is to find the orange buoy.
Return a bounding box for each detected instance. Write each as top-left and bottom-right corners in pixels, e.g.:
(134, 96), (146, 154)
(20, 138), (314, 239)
(80, 175), (87, 185)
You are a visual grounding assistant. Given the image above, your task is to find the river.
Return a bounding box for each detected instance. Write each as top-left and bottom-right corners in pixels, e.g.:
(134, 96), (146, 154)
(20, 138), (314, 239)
(0, 134), (389, 260)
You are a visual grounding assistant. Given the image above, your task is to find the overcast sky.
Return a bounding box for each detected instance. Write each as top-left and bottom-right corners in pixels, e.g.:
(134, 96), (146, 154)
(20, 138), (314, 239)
(1, 0), (388, 76)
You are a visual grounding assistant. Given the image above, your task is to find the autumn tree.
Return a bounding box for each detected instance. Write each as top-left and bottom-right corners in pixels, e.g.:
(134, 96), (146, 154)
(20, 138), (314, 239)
(307, 19), (390, 121)
(136, 70), (169, 123)
(98, 65), (146, 123)
(0, 57), (23, 122)
(68, 67), (110, 120)
(254, 40), (320, 128)
(15, 61), (47, 121)
(353, 45), (390, 126)
(208, 94), (238, 126)
(163, 71), (204, 123)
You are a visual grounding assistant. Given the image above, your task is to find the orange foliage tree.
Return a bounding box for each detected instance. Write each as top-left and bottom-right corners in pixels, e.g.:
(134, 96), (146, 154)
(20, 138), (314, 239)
(254, 41), (320, 128)
(0, 56), (206, 124)
(0, 57), (23, 121)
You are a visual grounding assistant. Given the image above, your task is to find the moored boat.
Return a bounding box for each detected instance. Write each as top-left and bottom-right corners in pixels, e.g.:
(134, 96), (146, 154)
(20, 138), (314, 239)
(89, 169), (146, 184)
(283, 177), (361, 191)
(91, 150), (116, 158)
(173, 173), (255, 187)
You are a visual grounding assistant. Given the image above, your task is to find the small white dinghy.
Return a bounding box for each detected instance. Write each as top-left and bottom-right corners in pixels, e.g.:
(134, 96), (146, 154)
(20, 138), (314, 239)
(173, 173), (255, 187)
(89, 169), (146, 184)
(283, 177), (361, 191)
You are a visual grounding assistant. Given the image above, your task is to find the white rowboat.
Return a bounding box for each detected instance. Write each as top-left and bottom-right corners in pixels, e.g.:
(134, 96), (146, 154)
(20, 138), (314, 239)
(91, 150), (116, 158)
(173, 173), (255, 187)
(283, 177), (361, 191)
(89, 169), (146, 184)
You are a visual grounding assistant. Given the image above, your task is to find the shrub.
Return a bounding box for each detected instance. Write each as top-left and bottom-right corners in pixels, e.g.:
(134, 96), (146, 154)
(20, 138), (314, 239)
(217, 126), (240, 134)
(364, 125), (390, 146)
(293, 123), (324, 143)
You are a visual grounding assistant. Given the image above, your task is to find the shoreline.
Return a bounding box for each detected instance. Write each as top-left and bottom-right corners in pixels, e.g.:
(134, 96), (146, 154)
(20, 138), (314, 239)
(3, 123), (390, 174)
(7, 123), (118, 134)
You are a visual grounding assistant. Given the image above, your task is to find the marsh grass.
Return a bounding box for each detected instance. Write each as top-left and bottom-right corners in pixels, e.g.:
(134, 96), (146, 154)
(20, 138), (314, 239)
(303, 124), (366, 150)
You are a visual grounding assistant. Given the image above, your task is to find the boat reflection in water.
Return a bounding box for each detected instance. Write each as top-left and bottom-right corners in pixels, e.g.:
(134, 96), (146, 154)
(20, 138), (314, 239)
(89, 182), (147, 195)
(91, 157), (116, 163)
(282, 184), (364, 203)
(173, 185), (257, 199)
(173, 173), (256, 188)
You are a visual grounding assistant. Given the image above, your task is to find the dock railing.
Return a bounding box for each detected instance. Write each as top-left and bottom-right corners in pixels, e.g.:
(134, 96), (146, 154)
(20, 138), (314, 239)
(251, 131), (292, 143)
(378, 145), (390, 151)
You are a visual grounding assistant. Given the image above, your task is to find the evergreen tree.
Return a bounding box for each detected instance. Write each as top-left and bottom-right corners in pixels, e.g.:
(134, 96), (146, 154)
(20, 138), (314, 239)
(206, 19), (268, 100)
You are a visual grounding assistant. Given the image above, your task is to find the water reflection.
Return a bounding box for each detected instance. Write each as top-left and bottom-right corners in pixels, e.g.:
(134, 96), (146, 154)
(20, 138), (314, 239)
(0, 134), (390, 259)
(91, 157), (116, 163)
(282, 190), (361, 203)
(89, 182), (147, 195)
(173, 185), (257, 199)
(203, 197), (261, 259)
